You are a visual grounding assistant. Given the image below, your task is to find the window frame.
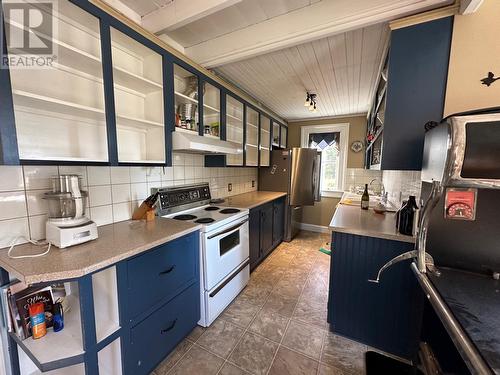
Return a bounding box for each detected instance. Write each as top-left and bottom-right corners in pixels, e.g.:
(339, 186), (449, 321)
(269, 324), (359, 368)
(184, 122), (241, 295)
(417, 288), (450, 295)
(300, 123), (349, 198)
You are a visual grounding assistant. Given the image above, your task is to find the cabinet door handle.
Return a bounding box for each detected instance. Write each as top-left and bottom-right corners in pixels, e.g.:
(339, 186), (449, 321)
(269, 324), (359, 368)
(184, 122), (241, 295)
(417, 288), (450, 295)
(159, 265), (176, 275)
(160, 319), (177, 334)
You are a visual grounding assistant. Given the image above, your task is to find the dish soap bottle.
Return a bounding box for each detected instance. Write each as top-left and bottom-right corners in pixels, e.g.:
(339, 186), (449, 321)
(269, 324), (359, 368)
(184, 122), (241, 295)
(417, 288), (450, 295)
(397, 196), (418, 235)
(361, 184), (369, 210)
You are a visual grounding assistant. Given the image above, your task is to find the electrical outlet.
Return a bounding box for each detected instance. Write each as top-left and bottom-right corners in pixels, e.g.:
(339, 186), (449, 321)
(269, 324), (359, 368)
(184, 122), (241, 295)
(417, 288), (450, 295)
(228, 183), (232, 192)
(252, 180), (255, 188)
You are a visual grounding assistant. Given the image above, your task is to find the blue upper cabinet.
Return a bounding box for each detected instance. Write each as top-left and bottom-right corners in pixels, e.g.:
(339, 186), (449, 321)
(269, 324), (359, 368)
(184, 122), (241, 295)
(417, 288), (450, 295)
(246, 106), (259, 167)
(3, 1), (110, 164)
(173, 63), (200, 136)
(202, 81), (222, 139)
(109, 27), (166, 164)
(225, 94), (245, 166)
(378, 17), (453, 170)
(0, 0), (282, 167)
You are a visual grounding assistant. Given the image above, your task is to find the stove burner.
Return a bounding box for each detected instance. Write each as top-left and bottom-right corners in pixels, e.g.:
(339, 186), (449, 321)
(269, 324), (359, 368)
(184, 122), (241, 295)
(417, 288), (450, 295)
(195, 218), (215, 224)
(205, 206), (220, 211)
(173, 214), (197, 221)
(220, 208), (241, 214)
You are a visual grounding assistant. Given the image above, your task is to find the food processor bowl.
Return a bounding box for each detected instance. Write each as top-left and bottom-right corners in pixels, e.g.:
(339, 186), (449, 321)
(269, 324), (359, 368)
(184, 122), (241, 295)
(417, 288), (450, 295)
(44, 175), (89, 226)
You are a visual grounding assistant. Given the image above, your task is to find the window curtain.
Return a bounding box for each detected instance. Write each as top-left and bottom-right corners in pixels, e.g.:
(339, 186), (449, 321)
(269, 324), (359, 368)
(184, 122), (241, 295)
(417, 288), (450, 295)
(308, 132), (340, 150)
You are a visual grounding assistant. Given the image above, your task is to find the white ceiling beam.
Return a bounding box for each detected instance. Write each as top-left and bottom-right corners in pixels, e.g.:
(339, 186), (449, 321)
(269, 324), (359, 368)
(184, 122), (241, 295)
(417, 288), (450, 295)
(185, 0), (452, 68)
(459, 0), (484, 14)
(142, 0), (243, 34)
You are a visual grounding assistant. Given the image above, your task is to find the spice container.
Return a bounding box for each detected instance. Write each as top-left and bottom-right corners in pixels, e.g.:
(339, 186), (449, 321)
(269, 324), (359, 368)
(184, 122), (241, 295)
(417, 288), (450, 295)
(29, 302), (47, 339)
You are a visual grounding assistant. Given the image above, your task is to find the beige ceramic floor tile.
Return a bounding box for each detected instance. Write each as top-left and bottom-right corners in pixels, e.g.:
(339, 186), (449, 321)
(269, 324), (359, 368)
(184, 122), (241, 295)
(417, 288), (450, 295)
(248, 308), (290, 342)
(281, 320), (324, 360)
(321, 333), (367, 374)
(229, 332), (279, 375)
(263, 292), (298, 317)
(219, 362), (251, 375)
(153, 339), (192, 374)
(196, 319), (244, 358)
(169, 345), (224, 375)
(220, 298), (261, 328)
(268, 346), (319, 375)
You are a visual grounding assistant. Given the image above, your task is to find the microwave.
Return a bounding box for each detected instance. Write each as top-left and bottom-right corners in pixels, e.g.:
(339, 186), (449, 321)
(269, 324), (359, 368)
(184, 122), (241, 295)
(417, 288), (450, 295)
(421, 111), (500, 189)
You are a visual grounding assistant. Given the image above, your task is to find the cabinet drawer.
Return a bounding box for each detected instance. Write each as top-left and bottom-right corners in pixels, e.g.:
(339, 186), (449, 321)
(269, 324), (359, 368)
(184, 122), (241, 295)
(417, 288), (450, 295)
(129, 283), (199, 375)
(126, 232), (199, 320)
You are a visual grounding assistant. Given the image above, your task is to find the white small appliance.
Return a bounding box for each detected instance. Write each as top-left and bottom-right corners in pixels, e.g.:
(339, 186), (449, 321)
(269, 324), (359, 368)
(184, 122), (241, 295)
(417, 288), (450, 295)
(154, 183), (250, 327)
(44, 175), (98, 248)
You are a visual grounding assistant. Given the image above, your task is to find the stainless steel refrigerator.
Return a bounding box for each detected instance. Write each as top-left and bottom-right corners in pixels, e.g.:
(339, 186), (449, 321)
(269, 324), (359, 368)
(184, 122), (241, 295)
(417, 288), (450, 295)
(259, 148), (321, 241)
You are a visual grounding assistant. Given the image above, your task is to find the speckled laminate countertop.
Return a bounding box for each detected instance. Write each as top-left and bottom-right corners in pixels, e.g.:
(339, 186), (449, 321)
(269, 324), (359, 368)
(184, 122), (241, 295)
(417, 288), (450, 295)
(220, 191), (287, 209)
(0, 218), (201, 285)
(330, 203), (415, 243)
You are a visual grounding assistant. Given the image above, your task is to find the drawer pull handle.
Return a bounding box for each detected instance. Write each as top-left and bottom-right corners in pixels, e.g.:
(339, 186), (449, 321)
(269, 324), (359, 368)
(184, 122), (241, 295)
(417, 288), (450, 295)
(159, 265), (176, 275)
(161, 319), (177, 334)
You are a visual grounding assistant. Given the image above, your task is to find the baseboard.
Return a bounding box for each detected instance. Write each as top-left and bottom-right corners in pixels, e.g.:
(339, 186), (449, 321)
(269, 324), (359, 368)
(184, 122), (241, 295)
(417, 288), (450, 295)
(298, 223), (330, 233)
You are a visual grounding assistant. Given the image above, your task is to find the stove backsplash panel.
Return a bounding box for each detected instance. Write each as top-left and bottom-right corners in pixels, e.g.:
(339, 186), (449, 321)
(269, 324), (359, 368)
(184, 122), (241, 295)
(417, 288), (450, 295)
(0, 152), (258, 248)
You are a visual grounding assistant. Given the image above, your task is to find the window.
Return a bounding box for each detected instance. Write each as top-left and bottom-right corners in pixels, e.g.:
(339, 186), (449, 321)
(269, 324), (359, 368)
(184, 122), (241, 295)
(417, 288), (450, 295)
(301, 124), (349, 197)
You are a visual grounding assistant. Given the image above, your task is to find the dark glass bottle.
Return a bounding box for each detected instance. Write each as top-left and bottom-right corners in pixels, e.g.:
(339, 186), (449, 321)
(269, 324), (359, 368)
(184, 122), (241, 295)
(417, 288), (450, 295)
(397, 196), (418, 235)
(361, 184), (369, 210)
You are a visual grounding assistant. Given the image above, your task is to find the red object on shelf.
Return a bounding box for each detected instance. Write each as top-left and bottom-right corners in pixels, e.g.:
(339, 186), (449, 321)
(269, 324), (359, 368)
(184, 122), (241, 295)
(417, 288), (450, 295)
(29, 302), (47, 340)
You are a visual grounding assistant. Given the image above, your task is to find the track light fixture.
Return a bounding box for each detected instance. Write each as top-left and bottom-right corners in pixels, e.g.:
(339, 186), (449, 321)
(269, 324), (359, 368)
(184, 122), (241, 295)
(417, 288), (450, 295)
(304, 92), (311, 107)
(305, 92), (317, 112)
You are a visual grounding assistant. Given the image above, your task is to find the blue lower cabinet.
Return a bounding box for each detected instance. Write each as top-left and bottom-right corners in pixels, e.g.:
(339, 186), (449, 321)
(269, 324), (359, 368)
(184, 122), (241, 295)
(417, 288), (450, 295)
(126, 233), (198, 321)
(128, 282), (200, 375)
(328, 232), (424, 360)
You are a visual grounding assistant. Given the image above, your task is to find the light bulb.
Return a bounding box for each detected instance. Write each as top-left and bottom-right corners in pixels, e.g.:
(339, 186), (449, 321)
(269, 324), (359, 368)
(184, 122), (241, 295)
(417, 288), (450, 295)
(309, 103), (314, 112)
(304, 94), (310, 107)
(313, 105), (317, 113)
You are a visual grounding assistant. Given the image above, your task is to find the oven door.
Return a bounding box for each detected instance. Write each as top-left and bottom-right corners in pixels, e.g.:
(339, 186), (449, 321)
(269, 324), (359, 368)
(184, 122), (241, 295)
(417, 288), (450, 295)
(202, 216), (249, 291)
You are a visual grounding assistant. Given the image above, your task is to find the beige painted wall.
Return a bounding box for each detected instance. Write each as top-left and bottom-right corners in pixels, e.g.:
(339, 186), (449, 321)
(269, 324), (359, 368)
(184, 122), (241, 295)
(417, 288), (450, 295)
(288, 115), (367, 227)
(444, 0), (500, 116)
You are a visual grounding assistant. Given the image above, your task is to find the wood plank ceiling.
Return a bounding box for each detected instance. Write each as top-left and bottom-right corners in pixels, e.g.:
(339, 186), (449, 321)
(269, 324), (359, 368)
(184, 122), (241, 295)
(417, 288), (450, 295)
(215, 23), (390, 120)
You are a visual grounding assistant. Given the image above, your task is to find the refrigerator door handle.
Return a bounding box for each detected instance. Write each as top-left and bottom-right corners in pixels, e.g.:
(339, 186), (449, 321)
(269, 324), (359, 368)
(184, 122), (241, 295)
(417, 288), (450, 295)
(313, 152), (322, 202)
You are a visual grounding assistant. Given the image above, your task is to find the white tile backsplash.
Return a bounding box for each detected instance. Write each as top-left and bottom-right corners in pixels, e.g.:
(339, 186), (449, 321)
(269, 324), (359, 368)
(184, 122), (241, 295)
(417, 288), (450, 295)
(110, 167), (130, 184)
(382, 170), (422, 206)
(0, 152), (258, 245)
(89, 185), (112, 207)
(23, 166), (58, 190)
(111, 184), (131, 204)
(0, 217), (29, 249)
(88, 166), (111, 186)
(26, 189), (49, 216)
(0, 191), (27, 220)
(90, 205), (113, 226)
(0, 166), (24, 192)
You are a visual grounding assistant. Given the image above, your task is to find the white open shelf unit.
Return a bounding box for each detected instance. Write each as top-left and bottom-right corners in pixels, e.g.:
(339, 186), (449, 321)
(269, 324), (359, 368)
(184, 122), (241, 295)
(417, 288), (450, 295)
(226, 96), (244, 166)
(7, 1), (109, 162)
(12, 284), (83, 371)
(246, 107), (259, 166)
(6, 0), (166, 164)
(174, 64), (200, 135)
(111, 27), (165, 163)
(10, 266), (122, 374)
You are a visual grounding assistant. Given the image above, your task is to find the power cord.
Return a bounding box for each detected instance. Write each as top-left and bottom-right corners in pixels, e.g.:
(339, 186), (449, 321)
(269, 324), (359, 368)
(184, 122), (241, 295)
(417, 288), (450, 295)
(7, 237), (51, 259)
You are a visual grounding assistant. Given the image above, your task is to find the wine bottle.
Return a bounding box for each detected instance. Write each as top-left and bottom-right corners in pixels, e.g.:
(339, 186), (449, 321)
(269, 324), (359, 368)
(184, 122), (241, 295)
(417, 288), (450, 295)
(361, 184), (369, 210)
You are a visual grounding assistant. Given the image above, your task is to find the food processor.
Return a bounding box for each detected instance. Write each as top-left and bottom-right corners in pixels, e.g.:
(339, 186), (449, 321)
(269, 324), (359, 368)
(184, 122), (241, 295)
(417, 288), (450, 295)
(44, 175), (98, 248)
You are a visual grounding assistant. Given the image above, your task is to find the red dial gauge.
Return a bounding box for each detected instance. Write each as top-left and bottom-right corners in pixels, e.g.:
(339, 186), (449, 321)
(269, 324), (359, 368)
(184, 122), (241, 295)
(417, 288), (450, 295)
(444, 188), (477, 221)
(446, 202), (474, 220)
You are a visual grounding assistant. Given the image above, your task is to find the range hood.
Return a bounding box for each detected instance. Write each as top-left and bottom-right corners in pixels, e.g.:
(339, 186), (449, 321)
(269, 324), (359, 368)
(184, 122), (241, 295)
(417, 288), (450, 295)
(172, 131), (243, 155)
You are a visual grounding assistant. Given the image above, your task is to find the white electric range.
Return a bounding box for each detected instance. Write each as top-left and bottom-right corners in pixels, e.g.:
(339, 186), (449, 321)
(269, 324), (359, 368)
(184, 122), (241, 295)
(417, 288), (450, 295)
(153, 183), (250, 327)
